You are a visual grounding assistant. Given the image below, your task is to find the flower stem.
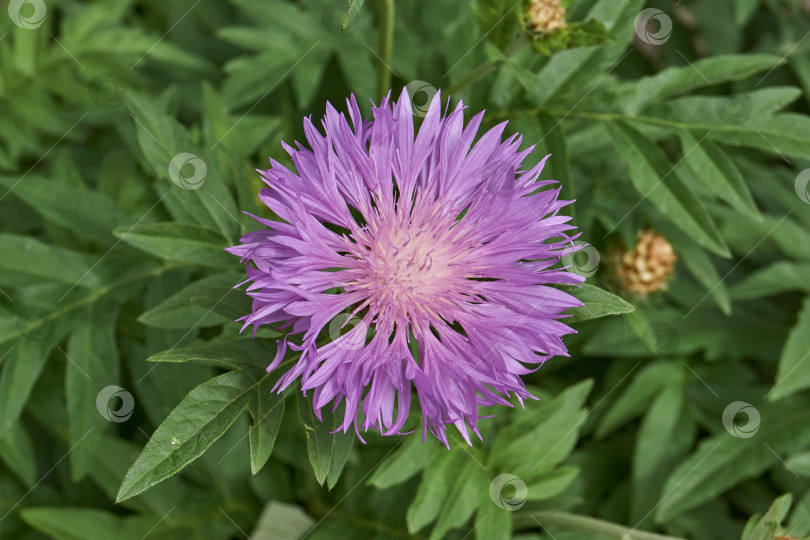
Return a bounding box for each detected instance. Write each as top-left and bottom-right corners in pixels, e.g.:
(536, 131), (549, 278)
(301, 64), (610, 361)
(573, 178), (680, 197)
(512, 511), (686, 540)
(377, 0), (395, 98)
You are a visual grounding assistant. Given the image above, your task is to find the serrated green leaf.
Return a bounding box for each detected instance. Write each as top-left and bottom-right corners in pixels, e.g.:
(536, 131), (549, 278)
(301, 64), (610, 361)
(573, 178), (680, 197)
(114, 222), (232, 267)
(430, 460), (487, 540)
(596, 361), (683, 439)
(475, 495), (511, 540)
(369, 433), (440, 489)
(607, 121), (729, 257)
(490, 380), (592, 477)
(0, 175), (126, 244)
(138, 272), (241, 329)
(407, 448), (466, 533)
(0, 421), (36, 488)
(677, 131), (760, 220)
(297, 394), (354, 488)
(21, 508), (156, 540)
(249, 376), (285, 475)
(147, 338), (278, 371)
(0, 234), (101, 289)
(628, 54), (784, 112)
(66, 301), (120, 481)
(655, 398), (810, 522)
(0, 340), (53, 439)
(116, 370), (255, 502)
(769, 296), (810, 401)
(251, 501), (315, 540)
(731, 262), (810, 300)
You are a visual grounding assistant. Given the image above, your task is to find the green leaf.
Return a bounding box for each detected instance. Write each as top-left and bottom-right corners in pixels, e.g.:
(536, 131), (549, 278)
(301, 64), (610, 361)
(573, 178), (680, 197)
(490, 380), (592, 477)
(369, 433), (440, 489)
(769, 296), (810, 401)
(21, 508), (156, 540)
(730, 262), (810, 300)
(0, 234), (102, 289)
(631, 382), (685, 526)
(187, 285), (252, 322)
(296, 394), (354, 488)
(607, 121), (729, 257)
(430, 460), (488, 540)
(125, 91), (239, 243)
(677, 131), (760, 220)
(116, 370), (255, 502)
(114, 222), (232, 267)
(0, 421), (36, 487)
(66, 301), (120, 481)
(628, 54), (784, 112)
(0, 340), (53, 439)
(525, 465), (580, 501)
(560, 284), (635, 324)
(137, 272), (241, 329)
(470, 0), (521, 50)
(407, 448), (467, 533)
(0, 175), (126, 245)
(341, 0), (365, 33)
(251, 501), (315, 540)
(655, 398), (810, 522)
(596, 361), (683, 439)
(743, 494), (792, 540)
(248, 375), (285, 475)
(475, 496), (511, 540)
(147, 338), (279, 371)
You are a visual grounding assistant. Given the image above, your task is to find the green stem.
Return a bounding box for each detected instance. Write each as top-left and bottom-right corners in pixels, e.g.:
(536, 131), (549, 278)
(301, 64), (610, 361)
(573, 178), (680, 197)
(377, 0), (395, 98)
(512, 511), (686, 540)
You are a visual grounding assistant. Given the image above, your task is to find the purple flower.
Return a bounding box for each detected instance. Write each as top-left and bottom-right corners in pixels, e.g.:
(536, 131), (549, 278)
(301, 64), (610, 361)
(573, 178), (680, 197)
(228, 89), (584, 446)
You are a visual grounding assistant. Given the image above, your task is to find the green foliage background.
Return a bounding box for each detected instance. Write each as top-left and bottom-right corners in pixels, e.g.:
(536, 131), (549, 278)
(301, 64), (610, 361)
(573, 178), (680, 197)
(1, 0), (809, 538)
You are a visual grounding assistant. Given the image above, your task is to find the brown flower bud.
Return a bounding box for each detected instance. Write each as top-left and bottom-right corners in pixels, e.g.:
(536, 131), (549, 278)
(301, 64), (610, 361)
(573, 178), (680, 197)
(616, 231), (677, 295)
(525, 0), (567, 34)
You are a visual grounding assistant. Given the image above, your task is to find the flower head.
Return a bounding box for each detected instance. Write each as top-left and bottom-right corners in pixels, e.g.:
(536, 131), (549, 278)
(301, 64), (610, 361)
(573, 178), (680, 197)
(616, 231), (677, 295)
(228, 89), (584, 446)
